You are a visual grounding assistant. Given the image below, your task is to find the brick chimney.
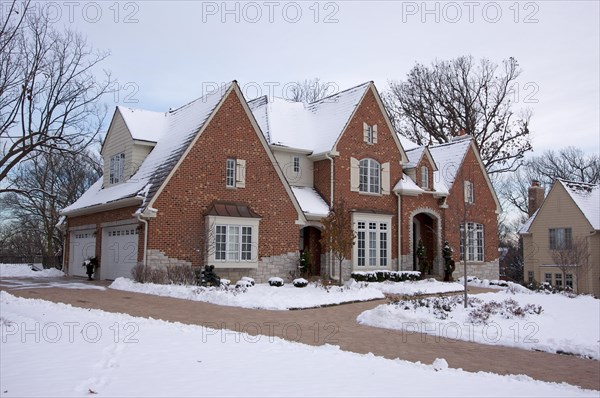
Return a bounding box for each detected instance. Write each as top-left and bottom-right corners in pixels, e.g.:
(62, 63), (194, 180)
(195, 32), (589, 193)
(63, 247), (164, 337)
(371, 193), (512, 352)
(527, 180), (545, 217)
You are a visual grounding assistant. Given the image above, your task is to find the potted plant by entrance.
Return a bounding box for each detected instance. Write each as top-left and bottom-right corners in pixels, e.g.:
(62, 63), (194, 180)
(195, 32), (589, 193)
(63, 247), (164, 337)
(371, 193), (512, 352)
(83, 257), (99, 280)
(416, 239), (429, 277)
(442, 240), (456, 282)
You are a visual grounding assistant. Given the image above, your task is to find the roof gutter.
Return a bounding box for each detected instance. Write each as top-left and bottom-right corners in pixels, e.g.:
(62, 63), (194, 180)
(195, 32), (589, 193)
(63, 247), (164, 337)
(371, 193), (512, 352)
(61, 197), (143, 218)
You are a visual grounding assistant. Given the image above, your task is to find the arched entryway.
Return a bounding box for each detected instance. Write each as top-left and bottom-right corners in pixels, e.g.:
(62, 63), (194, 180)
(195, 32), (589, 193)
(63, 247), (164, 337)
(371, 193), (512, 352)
(409, 209), (442, 275)
(300, 226), (322, 276)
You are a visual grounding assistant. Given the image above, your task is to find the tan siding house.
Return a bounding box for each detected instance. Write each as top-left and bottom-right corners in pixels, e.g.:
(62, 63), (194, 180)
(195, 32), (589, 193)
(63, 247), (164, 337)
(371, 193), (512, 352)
(521, 180), (600, 297)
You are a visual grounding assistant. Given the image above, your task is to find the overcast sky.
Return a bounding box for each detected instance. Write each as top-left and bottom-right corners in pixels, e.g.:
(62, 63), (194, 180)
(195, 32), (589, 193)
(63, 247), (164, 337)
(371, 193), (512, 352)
(21, 0), (599, 156)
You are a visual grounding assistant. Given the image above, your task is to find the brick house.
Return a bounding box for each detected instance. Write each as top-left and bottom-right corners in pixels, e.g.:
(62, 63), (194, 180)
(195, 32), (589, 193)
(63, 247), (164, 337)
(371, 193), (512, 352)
(61, 81), (501, 283)
(520, 179), (599, 296)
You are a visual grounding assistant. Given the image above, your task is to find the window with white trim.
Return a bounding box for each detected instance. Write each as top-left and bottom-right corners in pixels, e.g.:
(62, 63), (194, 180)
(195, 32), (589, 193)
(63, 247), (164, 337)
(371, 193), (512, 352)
(354, 214), (391, 268)
(363, 123), (378, 144)
(460, 222), (484, 262)
(554, 273), (562, 287)
(207, 215), (260, 268)
(464, 180), (474, 204)
(420, 166), (429, 189)
(293, 156), (300, 173)
(109, 153), (125, 184)
(226, 158), (246, 188)
(359, 159), (380, 194)
(565, 273), (573, 288)
(544, 273), (552, 284)
(549, 228), (571, 250)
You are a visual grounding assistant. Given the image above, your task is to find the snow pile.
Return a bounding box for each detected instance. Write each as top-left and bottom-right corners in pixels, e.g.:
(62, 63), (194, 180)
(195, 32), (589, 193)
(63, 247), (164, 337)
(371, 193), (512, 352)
(359, 279), (464, 296)
(109, 278), (384, 310)
(0, 264), (64, 278)
(358, 290), (600, 360)
(458, 276), (532, 294)
(1, 291), (597, 397)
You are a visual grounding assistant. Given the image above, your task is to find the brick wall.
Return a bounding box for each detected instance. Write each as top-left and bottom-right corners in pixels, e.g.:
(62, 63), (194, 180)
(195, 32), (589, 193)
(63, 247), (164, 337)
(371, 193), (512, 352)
(148, 90), (300, 271)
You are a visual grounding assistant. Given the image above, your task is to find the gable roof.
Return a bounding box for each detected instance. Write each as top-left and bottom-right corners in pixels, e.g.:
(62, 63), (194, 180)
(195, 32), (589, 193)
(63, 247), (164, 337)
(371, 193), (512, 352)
(62, 83), (233, 216)
(118, 106), (169, 143)
(560, 180), (600, 230)
(404, 146), (438, 171)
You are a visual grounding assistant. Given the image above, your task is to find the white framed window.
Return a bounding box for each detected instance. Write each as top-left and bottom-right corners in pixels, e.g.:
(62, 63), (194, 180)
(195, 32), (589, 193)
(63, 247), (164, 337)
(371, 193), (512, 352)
(565, 273), (573, 288)
(554, 273), (562, 287)
(464, 180), (474, 204)
(109, 153), (125, 184)
(460, 222), (484, 262)
(527, 271), (534, 282)
(353, 213), (391, 268)
(363, 123), (378, 144)
(359, 158), (380, 194)
(226, 158), (246, 188)
(293, 156), (300, 173)
(549, 228), (571, 250)
(207, 215), (259, 268)
(544, 273), (552, 284)
(420, 166), (429, 189)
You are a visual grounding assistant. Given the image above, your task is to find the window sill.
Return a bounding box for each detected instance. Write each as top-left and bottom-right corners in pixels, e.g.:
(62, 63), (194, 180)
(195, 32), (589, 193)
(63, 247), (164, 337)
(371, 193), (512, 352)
(358, 191), (382, 197)
(212, 262), (258, 269)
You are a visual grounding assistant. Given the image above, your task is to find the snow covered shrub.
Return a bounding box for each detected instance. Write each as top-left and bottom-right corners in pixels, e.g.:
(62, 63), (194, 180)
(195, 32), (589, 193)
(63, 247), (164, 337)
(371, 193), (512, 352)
(236, 279), (253, 288)
(166, 265), (196, 285)
(241, 276), (255, 286)
(220, 278), (231, 287)
(130, 263), (168, 284)
(467, 299), (543, 324)
(293, 278), (308, 288)
(268, 277), (284, 287)
(351, 271), (421, 283)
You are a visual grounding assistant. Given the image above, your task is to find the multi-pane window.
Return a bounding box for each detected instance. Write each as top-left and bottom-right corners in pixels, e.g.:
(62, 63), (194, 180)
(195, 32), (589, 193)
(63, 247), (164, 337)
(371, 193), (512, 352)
(357, 221), (389, 267)
(527, 271), (534, 282)
(293, 156), (300, 173)
(464, 180), (474, 204)
(460, 222), (484, 262)
(215, 225), (253, 262)
(565, 274), (573, 288)
(544, 273), (553, 284)
(549, 228), (572, 250)
(554, 273), (563, 287)
(109, 153), (125, 184)
(420, 166), (429, 189)
(359, 159), (380, 194)
(226, 159), (236, 187)
(363, 123), (377, 144)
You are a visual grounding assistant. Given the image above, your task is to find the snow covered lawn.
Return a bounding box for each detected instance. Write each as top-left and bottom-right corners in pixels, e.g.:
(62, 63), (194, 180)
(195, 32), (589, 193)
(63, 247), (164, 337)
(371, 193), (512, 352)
(1, 291), (597, 397)
(0, 263), (64, 278)
(358, 290), (600, 360)
(360, 278), (464, 296)
(109, 278), (385, 310)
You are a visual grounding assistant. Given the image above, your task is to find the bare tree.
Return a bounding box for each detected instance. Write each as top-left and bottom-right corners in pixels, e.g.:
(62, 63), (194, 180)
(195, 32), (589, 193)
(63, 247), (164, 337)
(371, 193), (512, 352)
(384, 56), (532, 174)
(551, 235), (591, 294)
(320, 201), (356, 285)
(0, 0), (113, 193)
(1, 148), (101, 267)
(287, 78), (337, 104)
(499, 146), (599, 215)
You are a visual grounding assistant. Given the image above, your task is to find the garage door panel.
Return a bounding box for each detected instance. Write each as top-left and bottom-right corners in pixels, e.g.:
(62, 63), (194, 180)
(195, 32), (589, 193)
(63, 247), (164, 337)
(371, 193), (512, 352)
(102, 225), (139, 280)
(69, 230), (96, 277)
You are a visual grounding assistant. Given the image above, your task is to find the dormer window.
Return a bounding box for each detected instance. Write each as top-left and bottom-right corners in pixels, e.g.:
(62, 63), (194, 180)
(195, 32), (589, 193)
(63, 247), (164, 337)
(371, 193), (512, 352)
(420, 166), (429, 189)
(109, 153), (125, 184)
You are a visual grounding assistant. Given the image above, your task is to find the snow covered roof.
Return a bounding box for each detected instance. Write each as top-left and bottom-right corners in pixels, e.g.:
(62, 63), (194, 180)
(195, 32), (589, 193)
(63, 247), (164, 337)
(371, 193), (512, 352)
(291, 186), (330, 218)
(404, 146), (425, 169)
(248, 82), (371, 153)
(397, 134), (419, 151)
(118, 106), (169, 143)
(62, 83), (232, 215)
(393, 173), (425, 195)
(560, 180), (600, 230)
(518, 209), (538, 234)
(429, 137), (472, 192)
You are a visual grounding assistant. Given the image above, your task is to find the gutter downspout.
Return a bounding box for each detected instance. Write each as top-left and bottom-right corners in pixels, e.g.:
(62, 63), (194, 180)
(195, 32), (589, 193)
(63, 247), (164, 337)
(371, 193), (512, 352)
(396, 191), (402, 272)
(137, 214), (149, 267)
(325, 152), (335, 280)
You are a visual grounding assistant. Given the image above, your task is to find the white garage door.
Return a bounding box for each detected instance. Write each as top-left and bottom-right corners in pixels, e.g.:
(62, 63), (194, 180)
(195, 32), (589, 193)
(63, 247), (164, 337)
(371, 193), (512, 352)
(102, 225), (139, 280)
(69, 230), (96, 278)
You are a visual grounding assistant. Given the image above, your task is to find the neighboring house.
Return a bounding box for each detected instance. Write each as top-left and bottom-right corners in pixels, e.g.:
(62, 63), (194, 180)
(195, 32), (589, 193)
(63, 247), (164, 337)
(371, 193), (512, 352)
(61, 81), (501, 283)
(520, 180), (600, 297)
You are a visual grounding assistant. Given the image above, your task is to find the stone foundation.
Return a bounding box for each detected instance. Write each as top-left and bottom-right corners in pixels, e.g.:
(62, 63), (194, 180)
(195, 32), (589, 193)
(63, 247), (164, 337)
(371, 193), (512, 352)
(453, 259), (499, 281)
(147, 250), (192, 269)
(214, 252), (299, 284)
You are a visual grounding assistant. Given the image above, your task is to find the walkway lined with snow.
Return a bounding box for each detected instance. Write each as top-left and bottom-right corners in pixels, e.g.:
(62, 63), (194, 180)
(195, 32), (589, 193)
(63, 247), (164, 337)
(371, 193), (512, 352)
(1, 277), (598, 391)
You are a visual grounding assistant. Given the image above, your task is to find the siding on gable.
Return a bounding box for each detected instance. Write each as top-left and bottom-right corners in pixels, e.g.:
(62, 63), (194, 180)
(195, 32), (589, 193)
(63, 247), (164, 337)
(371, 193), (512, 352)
(131, 143), (154, 177)
(102, 111), (134, 187)
(272, 149), (314, 187)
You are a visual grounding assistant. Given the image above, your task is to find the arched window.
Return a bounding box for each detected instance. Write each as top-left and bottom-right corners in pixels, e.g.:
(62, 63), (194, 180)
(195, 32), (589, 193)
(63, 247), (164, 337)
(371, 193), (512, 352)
(359, 159), (380, 193)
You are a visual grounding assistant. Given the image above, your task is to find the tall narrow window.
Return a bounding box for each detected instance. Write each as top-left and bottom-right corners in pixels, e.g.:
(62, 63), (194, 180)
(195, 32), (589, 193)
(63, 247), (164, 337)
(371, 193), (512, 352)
(357, 222), (366, 266)
(379, 223), (388, 266)
(226, 159), (236, 187)
(368, 222), (377, 266)
(421, 166), (429, 189)
(109, 153), (125, 184)
(359, 159), (380, 193)
(460, 222), (484, 262)
(464, 181), (474, 203)
(293, 156), (300, 173)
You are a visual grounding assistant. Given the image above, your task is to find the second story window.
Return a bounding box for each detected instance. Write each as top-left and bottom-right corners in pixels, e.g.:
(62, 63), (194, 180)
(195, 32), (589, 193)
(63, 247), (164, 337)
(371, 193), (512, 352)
(464, 180), (474, 204)
(293, 156), (300, 173)
(359, 158), (380, 194)
(420, 166), (429, 189)
(109, 153), (125, 184)
(226, 158), (246, 188)
(549, 228), (572, 250)
(363, 123), (378, 144)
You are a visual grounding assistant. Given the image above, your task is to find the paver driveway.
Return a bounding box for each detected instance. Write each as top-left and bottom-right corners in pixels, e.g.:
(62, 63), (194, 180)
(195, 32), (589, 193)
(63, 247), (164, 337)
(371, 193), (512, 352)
(1, 276), (598, 391)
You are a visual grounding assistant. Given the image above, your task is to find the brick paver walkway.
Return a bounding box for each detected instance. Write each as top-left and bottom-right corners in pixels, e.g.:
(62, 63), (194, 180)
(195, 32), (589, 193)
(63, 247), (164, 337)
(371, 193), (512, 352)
(1, 277), (598, 391)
